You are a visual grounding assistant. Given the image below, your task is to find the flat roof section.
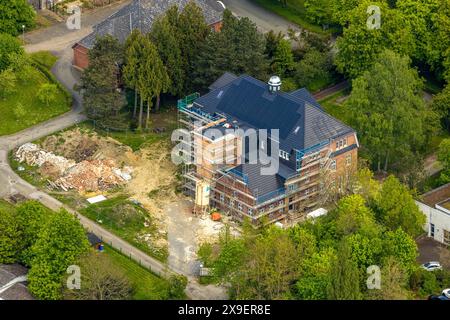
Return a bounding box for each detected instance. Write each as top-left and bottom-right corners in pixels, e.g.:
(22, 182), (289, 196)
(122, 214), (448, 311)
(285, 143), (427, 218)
(421, 183), (450, 207)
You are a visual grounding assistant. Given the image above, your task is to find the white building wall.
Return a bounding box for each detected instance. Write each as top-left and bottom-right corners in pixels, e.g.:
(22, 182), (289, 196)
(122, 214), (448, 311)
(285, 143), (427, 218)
(416, 200), (450, 245)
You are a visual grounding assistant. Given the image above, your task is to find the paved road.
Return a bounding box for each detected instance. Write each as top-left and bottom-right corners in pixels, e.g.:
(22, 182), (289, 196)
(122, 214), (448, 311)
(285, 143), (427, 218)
(223, 0), (297, 33)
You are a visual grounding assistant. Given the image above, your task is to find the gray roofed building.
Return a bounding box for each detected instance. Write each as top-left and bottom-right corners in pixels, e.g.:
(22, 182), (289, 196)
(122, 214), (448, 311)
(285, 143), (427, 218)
(195, 75), (354, 153)
(179, 73), (358, 226)
(76, 0), (224, 48)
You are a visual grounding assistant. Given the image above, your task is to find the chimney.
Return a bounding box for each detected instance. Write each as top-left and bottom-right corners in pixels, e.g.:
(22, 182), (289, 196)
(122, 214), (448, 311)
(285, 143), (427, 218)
(268, 76), (281, 93)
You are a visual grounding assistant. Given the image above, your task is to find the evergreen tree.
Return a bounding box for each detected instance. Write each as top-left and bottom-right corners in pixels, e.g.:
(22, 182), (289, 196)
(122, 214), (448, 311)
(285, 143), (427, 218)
(327, 240), (362, 300)
(149, 15), (185, 97)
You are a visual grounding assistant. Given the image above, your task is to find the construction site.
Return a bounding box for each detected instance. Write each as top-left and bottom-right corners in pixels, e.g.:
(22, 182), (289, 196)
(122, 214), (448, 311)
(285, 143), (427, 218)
(176, 74), (359, 227)
(11, 126), (234, 258)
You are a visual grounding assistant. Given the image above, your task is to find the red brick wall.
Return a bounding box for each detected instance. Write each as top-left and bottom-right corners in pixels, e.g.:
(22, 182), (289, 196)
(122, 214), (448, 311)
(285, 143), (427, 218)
(72, 44), (90, 70)
(210, 21), (223, 32)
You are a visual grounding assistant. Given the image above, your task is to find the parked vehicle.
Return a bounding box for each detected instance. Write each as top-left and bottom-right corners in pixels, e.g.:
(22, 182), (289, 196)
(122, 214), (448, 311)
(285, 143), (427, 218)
(421, 261), (443, 271)
(442, 289), (450, 298)
(428, 295), (449, 300)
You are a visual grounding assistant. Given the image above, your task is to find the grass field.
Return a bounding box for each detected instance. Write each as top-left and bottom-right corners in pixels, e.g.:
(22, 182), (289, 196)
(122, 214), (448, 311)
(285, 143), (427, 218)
(0, 199), (16, 213)
(80, 195), (168, 262)
(318, 89), (352, 124)
(251, 0), (336, 34)
(102, 245), (173, 300)
(0, 52), (71, 136)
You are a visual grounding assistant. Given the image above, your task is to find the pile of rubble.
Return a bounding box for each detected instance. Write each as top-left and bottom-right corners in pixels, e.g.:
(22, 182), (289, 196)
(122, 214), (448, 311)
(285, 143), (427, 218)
(15, 143), (133, 192)
(16, 143), (75, 176)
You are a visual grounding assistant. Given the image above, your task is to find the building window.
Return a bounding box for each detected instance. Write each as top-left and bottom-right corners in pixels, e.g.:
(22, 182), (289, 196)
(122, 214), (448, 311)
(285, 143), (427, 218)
(288, 184), (297, 192)
(278, 200), (284, 206)
(279, 150), (289, 160)
(346, 154), (352, 166)
(269, 204), (274, 210)
(330, 160), (336, 170)
(248, 208), (253, 215)
(430, 223), (435, 237)
(237, 203), (242, 211)
(259, 208), (265, 214)
(220, 194), (224, 202)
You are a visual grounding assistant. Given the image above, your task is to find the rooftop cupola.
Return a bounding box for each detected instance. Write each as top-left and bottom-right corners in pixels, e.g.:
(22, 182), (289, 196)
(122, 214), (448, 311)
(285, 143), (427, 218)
(268, 76), (281, 93)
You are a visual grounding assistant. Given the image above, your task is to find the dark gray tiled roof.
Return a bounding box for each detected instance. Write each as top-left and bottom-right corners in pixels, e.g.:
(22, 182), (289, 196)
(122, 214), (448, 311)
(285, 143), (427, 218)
(289, 87), (322, 110)
(234, 162), (286, 196)
(78, 0), (224, 49)
(208, 72), (238, 91)
(195, 75), (355, 153)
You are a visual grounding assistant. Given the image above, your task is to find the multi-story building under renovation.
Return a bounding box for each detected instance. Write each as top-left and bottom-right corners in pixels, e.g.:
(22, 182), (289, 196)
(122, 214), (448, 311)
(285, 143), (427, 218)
(177, 73), (359, 226)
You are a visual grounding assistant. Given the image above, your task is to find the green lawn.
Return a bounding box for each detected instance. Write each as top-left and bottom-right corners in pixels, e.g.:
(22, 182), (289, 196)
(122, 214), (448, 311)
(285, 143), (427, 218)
(251, 0), (336, 34)
(319, 89), (352, 124)
(80, 195), (168, 262)
(102, 245), (173, 300)
(0, 51), (71, 136)
(0, 199), (16, 213)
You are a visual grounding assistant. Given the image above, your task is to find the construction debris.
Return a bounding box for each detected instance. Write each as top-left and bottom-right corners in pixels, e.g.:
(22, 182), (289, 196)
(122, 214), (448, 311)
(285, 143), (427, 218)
(15, 143), (133, 192)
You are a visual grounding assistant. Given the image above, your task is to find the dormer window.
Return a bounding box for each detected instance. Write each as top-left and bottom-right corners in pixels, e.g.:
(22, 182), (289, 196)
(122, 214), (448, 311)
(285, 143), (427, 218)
(279, 150), (289, 160)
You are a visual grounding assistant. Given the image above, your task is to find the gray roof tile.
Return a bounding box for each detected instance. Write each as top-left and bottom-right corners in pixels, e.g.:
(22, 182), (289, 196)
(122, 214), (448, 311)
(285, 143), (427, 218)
(78, 0), (224, 49)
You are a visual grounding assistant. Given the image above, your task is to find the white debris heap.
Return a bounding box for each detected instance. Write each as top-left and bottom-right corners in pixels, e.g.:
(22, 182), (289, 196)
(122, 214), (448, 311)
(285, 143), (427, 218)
(15, 143), (133, 192)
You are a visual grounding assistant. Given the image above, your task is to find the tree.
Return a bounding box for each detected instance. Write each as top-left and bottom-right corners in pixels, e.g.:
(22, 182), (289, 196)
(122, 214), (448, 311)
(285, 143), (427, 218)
(432, 85), (450, 132)
(0, 0), (35, 36)
(79, 36), (127, 128)
(37, 83), (58, 106)
(397, 0), (450, 81)
(28, 209), (89, 300)
(331, 0), (361, 26)
(15, 201), (51, 266)
(0, 208), (22, 263)
(335, 1), (414, 78)
(437, 138), (450, 184)
(375, 175), (425, 237)
(334, 195), (379, 238)
(193, 9), (268, 89)
(346, 50), (437, 173)
(149, 15), (185, 97)
(138, 38), (170, 119)
(327, 240), (362, 300)
(304, 0), (334, 25)
(125, 35), (170, 129)
(271, 39), (295, 77)
(177, 1), (210, 93)
(123, 30), (143, 120)
(168, 275), (188, 299)
(64, 252), (133, 300)
(347, 233), (383, 269)
(382, 228), (418, 272)
(0, 33), (24, 72)
(295, 248), (335, 300)
(295, 49), (332, 91)
(264, 30), (284, 60)
(366, 256), (410, 300)
(0, 69), (17, 98)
